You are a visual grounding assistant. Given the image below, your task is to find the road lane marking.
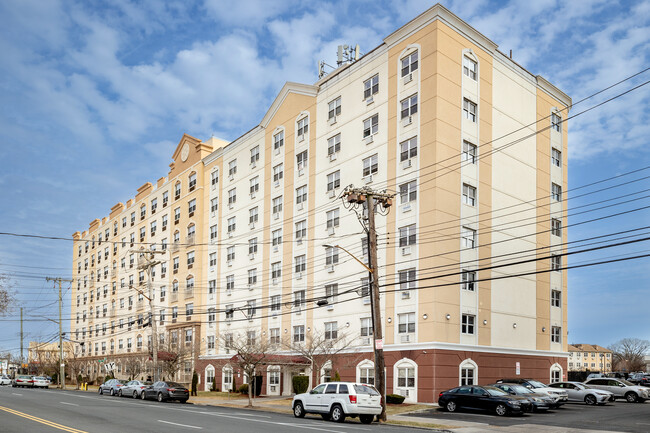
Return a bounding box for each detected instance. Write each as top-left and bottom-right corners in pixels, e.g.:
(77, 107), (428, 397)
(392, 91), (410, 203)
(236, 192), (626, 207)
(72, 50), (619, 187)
(198, 411), (350, 432)
(11, 393), (22, 396)
(60, 401), (80, 406)
(158, 420), (203, 429)
(0, 405), (88, 433)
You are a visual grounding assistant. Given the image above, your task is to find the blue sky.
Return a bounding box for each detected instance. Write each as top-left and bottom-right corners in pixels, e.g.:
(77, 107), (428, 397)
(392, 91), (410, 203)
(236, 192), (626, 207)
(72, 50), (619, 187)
(0, 0), (649, 358)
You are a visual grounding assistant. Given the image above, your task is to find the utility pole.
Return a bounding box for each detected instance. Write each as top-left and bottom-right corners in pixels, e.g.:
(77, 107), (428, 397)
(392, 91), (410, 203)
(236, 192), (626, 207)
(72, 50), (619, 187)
(20, 307), (23, 374)
(344, 187), (394, 422)
(130, 247), (165, 383)
(46, 277), (73, 389)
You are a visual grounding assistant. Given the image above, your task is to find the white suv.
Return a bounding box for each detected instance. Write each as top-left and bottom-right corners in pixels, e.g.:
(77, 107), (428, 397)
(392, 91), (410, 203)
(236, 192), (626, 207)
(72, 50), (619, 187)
(584, 378), (649, 403)
(292, 382), (381, 424)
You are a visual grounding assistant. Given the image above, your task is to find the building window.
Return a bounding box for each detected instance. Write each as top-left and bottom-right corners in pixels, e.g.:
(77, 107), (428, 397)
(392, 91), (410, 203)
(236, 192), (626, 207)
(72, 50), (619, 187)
(272, 229), (282, 247)
(188, 173), (196, 191)
(462, 183), (476, 206)
(328, 97), (341, 120)
(552, 183), (562, 201)
(226, 246), (235, 262)
(210, 171), (219, 188)
(399, 224), (416, 247)
(248, 269), (257, 285)
(462, 270), (475, 291)
(551, 113), (562, 132)
(269, 328), (280, 346)
(226, 275), (234, 292)
(361, 318), (373, 338)
(325, 247), (339, 266)
(551, 254), (561, 271)
(360, 365), (374, 385)
(270, 296), (281, 314)
(462, 227), (476, 249)
(401, 50), (418, 77)
(295, 220), (307, 240)
(174, 183), (181, 200)
(326, 209), (340, 229)
(551, 289), (561, 307)
(327, 171), (340, 192)
(551, 326), (561, 343)
(293, 290), (306, 309)
(398, 312), (415, 334)
(295, 255), (306, 274)
(188, 199), (196, 215)
(399, 181), (417, 203)
(460, 364), (475, 386)
(228, 188), (236, 206)
(250, 145), (260, 165)
(296, 186), (307, 206)
(325, 284), (338, 305)
(293, 325), (305, 343)
(462, 140), (477, 164)
(551, 218), (562, 236)
(228, 159), (237, 177)
(325, 322), (338, 340)
(186, 303), (194, 317)
(227, 217), (236, 234)
(399, 269), (416, 294)
(249, 207), (259, 224)
(364, 74), (379, 99)
(248, 238), (257, 254)
(400, 137), (417, 162)
(327, 134), (341, 156)
(400, 94), (418, 119)
(463, 98), (477, 122)
(463, 56), (477, 80)
(297, 116), (308, 139)
(273, 164), (284, 183)
(363, 114), (379, 137)
(362, 154), (379, 177)
(272, 196), (283, 215)
(397, 367), (415, 388)
(274, 131), (284, 150)
(462, 314), (475, 335)
(247, 301), (256, 319)
(210, 224), (218, 240)
(271, 261), (281, 279)
(552, 148), (561, 167)
(296, 150), (308, 171)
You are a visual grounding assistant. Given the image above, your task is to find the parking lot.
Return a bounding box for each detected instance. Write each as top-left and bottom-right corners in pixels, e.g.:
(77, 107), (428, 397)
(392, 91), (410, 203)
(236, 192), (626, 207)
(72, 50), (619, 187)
(408, 400), (650, 432)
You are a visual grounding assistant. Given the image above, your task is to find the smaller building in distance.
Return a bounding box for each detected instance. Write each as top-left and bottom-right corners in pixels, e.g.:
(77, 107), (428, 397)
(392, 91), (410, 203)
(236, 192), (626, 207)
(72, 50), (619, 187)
(567, 344), (612, 373)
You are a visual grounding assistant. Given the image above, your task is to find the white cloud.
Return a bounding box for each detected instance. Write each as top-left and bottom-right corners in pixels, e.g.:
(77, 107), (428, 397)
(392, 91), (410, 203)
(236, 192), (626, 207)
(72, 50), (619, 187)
(203, 0), (299, 26)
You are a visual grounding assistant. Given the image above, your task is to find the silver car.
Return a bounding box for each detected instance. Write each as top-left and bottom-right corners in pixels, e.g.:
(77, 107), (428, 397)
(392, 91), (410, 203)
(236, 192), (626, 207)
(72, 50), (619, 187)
(548, 381), (613, 405)
(0, 375), (11, 386)
(584, 378), (649, 403)
(120, 380), (152, 398)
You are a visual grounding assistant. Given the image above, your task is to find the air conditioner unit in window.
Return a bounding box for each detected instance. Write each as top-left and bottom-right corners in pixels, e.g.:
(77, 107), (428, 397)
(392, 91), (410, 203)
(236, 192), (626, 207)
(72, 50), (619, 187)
(274, 147), (281, 155)
(402, 203), (411, 212)
(227, 231), (233, 238)
(328, 116), (337, 126)
(400, 334), (411, 343)
(249, 222), (255, 230)
(249, 253), (255, 260)
(273, 213), (279, 220)
(327, 304), (334, 311)
(250, 192), (256, 199)
(274, 180), (280, 188)
(402, 246), (411, 256)
(404, 73), (413, 85)
(298, 168), (304, 176)
(296, 272), (302, 280)
(401, 115), (413, 127)
(363, 135), (374, 145)
(327, 265), (335, 273)
(361, 337), (371, 345)
(297, 202), (304, 211)
(328, 227), (335, 236)
(273, 245), (279, 253)
(329, 152), (337, 162)
(247, 283), (253, 290)
(298, 134), (305, 143)
(297, 238), (303, 245)
(228, 203), (234, 210)
(228, 174), (234, 181)
(402, 159), (412, 169)
(366, 96), (374, 105)
(401, 291), (411, 300)
(328, 189), (336, 199)
(227, 260), (232, 267)
(363, 297), (371, 305)
(272, 278), (278, 285)
(364, 175), (373, 184)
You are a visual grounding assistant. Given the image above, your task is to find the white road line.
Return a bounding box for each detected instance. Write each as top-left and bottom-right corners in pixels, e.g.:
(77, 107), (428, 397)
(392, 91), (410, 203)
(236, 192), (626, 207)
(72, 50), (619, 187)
(158, 420), (203, 429)
(60, 402), (79, 406)
(198, 411), (350, 433)
(11, 393), (22, 396)
(637, 422), (650, 426)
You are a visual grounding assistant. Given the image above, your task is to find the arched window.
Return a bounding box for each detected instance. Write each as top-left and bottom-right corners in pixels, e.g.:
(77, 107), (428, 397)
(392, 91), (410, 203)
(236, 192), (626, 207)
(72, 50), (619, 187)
(320, 360), (332, 384)
(205, 365), (215, 391)
(459, 358), (478, 386)
(356, 359), (375, 385)
(393, 358), (417, 403)
(267, 365), (281, 395)
(222, 365), (233, 392)
(550, 363), (563, 383)
(188, 172), (197, 191)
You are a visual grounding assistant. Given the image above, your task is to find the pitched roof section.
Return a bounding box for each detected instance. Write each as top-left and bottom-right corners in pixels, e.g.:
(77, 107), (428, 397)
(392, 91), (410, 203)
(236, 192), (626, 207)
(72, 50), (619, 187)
(260, 82), (318, 129)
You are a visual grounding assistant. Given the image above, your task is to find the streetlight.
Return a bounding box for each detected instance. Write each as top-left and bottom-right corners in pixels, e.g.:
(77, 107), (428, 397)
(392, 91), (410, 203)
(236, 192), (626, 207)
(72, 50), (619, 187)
(323, 243), (386, 421)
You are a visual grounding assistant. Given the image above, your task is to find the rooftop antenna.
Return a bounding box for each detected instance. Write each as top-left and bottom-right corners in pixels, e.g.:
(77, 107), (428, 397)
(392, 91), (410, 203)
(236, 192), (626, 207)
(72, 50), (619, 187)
(319, 44), (362, 78)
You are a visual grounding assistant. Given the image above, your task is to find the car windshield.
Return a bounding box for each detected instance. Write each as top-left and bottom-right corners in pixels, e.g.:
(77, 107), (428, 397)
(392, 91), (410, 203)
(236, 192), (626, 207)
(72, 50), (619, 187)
(485, 386), (509, 396)
(619, 379), (634, 386)
(575, 383), (587, 389)
(527, 380), (547, 388)
(34, 377), (45, 380)
(166, 382), (185, 388)
(510, 385), (533, 394)
(353, 384), (380, 395)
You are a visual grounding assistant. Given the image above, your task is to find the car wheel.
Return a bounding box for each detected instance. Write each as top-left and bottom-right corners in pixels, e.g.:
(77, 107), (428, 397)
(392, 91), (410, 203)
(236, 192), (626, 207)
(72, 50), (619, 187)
(179, 400), (187, 404)
(157, 392), (164, 403)
(495, 404), (508, 416)
(585, 395), (597, 405)
(625, 392), (638, 403)
(330, 405), (345, 423)
(293, 401), (305, 418)
(99, 388), (103, 395)
(133, 391), (138, 399)
(359, 415), (374, 424)
(110, 389), (115, 396)
(141, 391), (146, 400)
(320, 413), (331, 421)
(446, 401), (457, 412)
(118, 389), (122, 397)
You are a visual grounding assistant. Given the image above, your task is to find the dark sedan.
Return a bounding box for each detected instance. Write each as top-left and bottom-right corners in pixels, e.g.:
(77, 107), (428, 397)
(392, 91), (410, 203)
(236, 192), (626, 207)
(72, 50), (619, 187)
(489, 383), (554, 411)
(141, 381), (189, 403)
(438, 385), (532, 416)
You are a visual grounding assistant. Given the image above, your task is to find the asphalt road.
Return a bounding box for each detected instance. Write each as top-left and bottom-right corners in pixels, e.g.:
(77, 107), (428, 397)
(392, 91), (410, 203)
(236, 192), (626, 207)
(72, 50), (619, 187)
(0, 385), (420, 433)
(409, 400), (650, 432)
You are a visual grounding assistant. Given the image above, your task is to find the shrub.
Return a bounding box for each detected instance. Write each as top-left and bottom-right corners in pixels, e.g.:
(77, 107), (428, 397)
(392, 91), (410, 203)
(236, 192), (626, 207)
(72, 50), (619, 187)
(386, 394), (405, 404)
(210, 379), (218, 392)
(332, 371), (341, 382)
(292, 375), (309, 394)
(238, 384), (249, 394)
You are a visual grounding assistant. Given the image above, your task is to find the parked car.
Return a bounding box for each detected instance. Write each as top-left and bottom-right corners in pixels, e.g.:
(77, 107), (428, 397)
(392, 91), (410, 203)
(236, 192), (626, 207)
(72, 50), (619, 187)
(98, 379), (128, 396)
(438, 385), (532, 416)
(628, 373), (650, 385)
(639, 375), (650, 387)
(489, 383), (555, 411)
(141, 381), (189, 403)
(292, 382), (381, 424)
(0, 375), (12, 386)
(496, 379), (568, 406)
(547, 381), (613, 405)
(32, 376), (50, 388)
(586, 373), (606, 380)
(584, 378), (650, 403)
(12, 375), (34, 388)
(120, 380), (152, 398)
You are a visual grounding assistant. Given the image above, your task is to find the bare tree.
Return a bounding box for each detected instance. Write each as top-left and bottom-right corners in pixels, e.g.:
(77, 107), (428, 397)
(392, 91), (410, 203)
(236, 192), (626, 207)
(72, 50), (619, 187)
(610, 338), (650, 373)
(157, 340), (191, 382)
(124, 356), (144, 380)
(283, 330), (354, 386)
(218, 329), (276, 407)
(0, 275), (16, 316)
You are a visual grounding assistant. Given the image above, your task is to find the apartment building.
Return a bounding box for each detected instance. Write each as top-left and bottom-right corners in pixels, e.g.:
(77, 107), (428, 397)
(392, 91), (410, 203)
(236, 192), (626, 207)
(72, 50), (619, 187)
(70, 4), (570, 402)
(567, 344), (612, 373)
